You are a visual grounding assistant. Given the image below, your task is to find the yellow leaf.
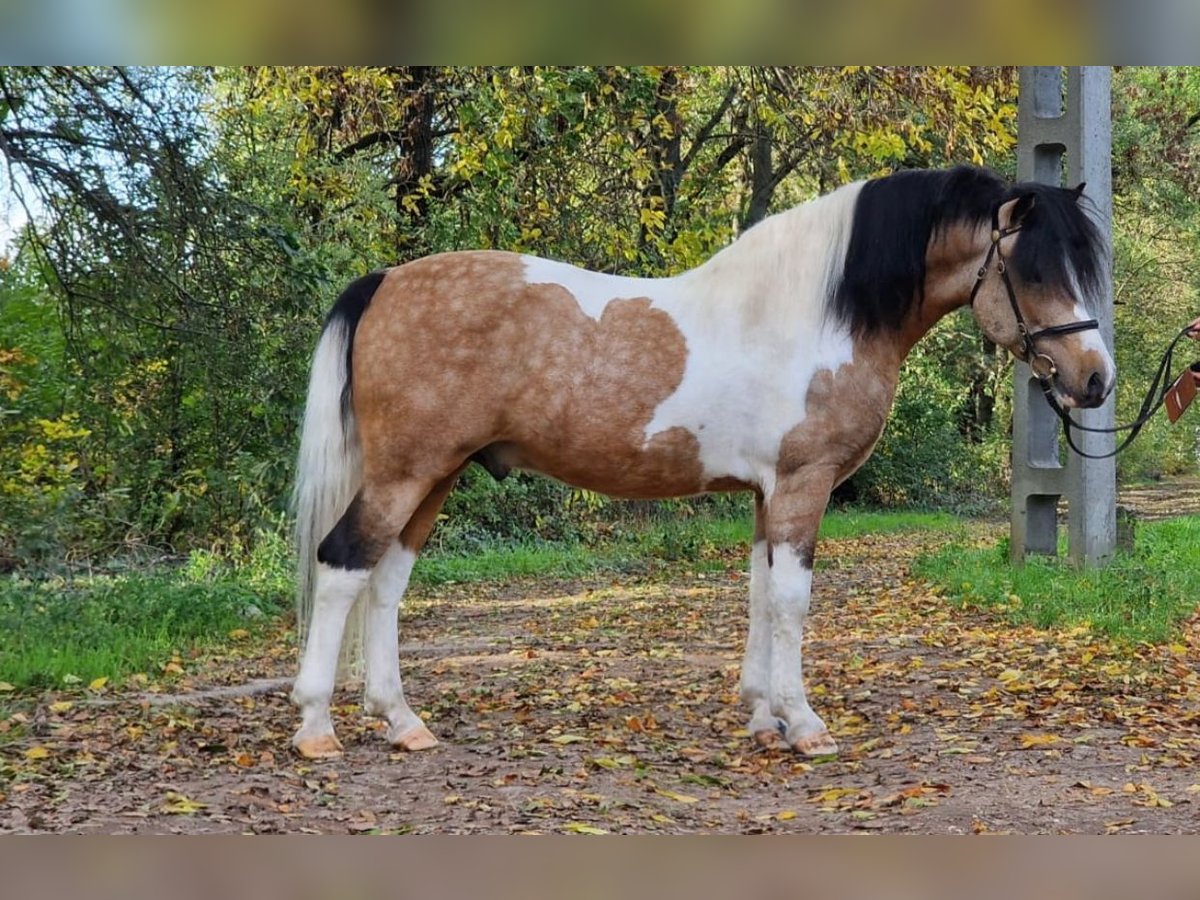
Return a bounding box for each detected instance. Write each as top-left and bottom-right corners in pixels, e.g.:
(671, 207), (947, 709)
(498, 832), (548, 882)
(88, 676), (109, 691)
(162, 792), (207, 815)
(776, 810), (797, 821)
(562, 822), (608, 835)
(1018, 733), (1061, 749)
(655, 788), (699, 804)
(25, 746), (50, 760)
(549, 734), (587, 745)
(0, 682), (15, 692)
(49, 701), (73, 714)
(228, 628), (250, 641)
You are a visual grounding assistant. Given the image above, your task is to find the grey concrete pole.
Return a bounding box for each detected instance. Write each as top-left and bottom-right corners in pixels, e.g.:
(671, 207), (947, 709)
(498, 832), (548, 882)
(1011, 66), (1116, 566)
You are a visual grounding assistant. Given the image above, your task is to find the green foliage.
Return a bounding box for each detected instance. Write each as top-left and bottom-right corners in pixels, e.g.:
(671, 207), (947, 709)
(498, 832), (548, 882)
(0, 529), (291, 689)
(1110, 67), (1200, 480)
(0, 66), (1194, 571)
(843, 314), (1010, 512)
(913, 515), (1200, 644)
(416, 505), (965, 586)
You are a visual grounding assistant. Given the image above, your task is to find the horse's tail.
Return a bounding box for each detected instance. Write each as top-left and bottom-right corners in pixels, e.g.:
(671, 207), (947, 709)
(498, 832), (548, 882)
(293, 271), (385, 676)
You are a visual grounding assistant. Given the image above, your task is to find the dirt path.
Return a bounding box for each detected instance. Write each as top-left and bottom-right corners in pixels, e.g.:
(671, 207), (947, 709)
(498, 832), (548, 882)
(4, 507), (1200, 833)
(1120, 476), (1200, 520)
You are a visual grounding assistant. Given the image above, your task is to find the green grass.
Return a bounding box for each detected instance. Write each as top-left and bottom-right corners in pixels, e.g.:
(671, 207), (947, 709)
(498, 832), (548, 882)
(912, 515), (1200, 643)
(414, 507), (963, 585)
(0, 507), (965, 692)
(0, 543), (291, 691)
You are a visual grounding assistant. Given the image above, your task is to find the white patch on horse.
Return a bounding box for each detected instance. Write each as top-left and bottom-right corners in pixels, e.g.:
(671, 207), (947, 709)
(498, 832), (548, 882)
(1072, 300), (1116, 391)
(764, 544), (827, 745)
(292, 564), (371, 745)
(741, 539), (777, 736)
(520, 255), (662, 321)
(642, 182), (863, 489)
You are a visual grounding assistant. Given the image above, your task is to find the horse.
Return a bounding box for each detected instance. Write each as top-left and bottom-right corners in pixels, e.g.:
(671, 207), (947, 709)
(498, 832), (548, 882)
(289, 164), (1113, 760)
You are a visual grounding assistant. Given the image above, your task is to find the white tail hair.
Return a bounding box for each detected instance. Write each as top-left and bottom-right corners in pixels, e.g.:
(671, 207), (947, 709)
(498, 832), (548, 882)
(293, 315), (366, 677)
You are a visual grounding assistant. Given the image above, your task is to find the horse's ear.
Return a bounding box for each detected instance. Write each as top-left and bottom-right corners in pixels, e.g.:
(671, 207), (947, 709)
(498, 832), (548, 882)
(998, 192), (1037, 231)
(1071, 182), (1086, 200)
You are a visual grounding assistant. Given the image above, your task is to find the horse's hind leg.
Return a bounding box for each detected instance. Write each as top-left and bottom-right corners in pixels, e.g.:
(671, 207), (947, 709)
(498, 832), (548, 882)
(291, 479), (432, 759)
(363, 469), (463, 752)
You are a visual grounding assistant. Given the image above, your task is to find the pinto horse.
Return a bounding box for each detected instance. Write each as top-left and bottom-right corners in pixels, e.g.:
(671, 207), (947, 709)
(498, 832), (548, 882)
(290, 165), (1113, 760)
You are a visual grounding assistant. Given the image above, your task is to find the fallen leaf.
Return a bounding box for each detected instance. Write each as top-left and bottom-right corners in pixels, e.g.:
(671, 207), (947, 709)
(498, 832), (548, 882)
(162, 792), (207, 815)
(24, 746), (50, 760)
(1018, 733), (1061, 749)
(88, 676), (109, 691)
(562, 823), (609, 835)
(654, 787), (699, 804)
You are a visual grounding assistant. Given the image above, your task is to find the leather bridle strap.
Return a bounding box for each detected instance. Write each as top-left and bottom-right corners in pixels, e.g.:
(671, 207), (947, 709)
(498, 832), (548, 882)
(968, 205), (1100, 383)
(969, 205), (1193, 460)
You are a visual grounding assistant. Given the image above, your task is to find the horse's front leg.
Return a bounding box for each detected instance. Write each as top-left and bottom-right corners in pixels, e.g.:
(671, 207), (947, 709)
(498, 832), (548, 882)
(742, 469), (837, 756)
(741, 493), (785, 744)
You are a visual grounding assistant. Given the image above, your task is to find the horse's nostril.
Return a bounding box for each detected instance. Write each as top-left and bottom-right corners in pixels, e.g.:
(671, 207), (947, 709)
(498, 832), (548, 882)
(1086, 371), (1105, 404)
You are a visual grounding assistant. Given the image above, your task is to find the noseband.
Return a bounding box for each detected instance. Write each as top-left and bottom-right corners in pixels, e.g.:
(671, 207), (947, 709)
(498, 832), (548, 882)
(967, 206), (1099, 385)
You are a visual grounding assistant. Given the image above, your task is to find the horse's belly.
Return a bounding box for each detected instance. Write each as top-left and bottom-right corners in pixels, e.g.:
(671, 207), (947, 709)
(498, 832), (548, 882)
(495, 427), (751, 500)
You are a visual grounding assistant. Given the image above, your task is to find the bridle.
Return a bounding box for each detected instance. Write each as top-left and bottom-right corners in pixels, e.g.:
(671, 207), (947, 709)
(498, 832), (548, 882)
(969, 204), (1193, 460)
(967, 205), (1100, 384)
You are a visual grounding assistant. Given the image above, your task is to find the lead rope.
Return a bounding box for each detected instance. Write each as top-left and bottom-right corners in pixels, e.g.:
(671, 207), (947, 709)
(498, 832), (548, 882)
(1039, 323), (1197, 460)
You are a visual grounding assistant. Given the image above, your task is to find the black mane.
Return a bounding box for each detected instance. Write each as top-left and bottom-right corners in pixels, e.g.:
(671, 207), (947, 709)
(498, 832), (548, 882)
(831, 165), (1105, 336)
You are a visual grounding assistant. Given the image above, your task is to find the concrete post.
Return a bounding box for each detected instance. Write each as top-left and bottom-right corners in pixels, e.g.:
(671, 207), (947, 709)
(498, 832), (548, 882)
(1010, 67), (1116, 566)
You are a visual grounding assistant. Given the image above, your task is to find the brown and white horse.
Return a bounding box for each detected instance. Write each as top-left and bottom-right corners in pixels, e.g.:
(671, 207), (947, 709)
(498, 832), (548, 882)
(290, 165), (1113, 760)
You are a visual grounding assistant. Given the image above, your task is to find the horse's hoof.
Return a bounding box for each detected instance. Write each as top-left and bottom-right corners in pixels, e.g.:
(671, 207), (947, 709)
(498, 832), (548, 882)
(391, 723), (439, 752)
(293, 733), (344, 759)
(790, 730), (838, 757)
(753, 727), (787, 749)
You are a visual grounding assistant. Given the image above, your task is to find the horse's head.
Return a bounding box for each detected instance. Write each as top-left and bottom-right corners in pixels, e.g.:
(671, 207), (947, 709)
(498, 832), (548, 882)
(967, 183), (1115, 410)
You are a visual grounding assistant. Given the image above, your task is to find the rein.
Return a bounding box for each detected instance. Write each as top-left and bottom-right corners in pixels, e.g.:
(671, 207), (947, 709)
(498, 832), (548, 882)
(1041, 324), (1196, 459)
(969, 206), (1195, 461)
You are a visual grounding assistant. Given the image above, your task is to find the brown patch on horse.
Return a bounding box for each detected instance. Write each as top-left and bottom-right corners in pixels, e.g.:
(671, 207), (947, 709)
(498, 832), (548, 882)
(351, 253), (717, 516)
(766, 337), (904, 552)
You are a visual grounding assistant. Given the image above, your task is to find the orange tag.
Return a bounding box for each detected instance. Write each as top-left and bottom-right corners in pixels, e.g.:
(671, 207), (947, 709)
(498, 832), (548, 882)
(1165, 364), (1199, 423)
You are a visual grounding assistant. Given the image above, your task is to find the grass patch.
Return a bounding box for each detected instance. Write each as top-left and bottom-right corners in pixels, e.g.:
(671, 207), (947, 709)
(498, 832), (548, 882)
(0, 542), (291, 691)
(415, 506), (963, 585)
(817, 509), (962, 540)
(913, 515), (1200, 644)
(0, 506), (964, 691)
